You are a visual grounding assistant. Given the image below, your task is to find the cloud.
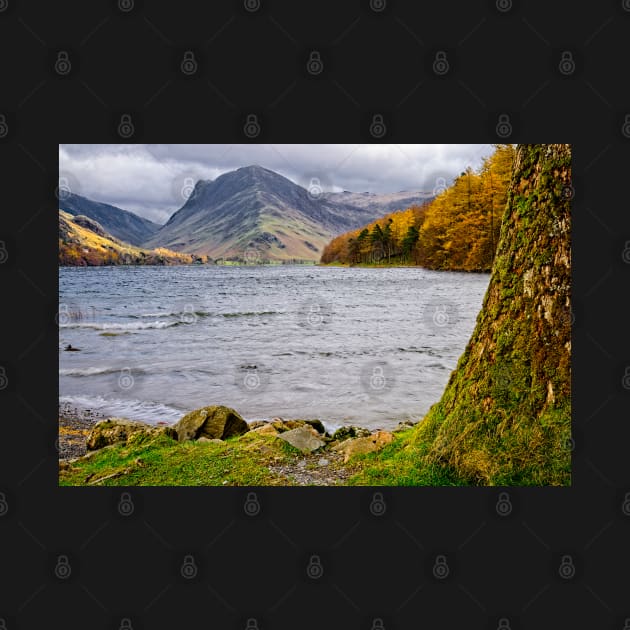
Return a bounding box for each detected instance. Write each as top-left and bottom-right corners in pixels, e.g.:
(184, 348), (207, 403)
(59, 144), (494, 224)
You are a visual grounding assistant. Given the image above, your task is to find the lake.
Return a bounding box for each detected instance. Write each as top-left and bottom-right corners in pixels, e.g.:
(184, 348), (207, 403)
(59, 265), (490, 432)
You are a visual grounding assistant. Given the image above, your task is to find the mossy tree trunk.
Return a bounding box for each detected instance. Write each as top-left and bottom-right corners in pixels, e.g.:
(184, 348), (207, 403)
(418, 144), (571, 485)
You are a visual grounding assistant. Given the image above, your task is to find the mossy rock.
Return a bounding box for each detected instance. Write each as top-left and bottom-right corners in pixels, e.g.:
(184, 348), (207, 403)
(174, 405), (249, 442)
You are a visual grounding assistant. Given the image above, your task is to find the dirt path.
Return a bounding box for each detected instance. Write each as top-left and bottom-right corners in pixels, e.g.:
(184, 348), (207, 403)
(267, 449), (354, 486)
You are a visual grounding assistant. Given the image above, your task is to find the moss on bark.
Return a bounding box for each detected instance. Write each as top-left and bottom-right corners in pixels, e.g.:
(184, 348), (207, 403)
(412, 144), (571, 485)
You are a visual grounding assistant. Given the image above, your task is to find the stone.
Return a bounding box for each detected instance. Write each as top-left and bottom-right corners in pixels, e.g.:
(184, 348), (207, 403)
(277, 426), (326, 453)
(318, 457), (330, 467)
(331, 426), (371, 443)
(333, 431), (395, 463)
(252, 423), (280, 436)
(248, 420), (266, 430)
(174, 405), (249, 442)
(86, 418), (175, 451)
(304, 419), (326, 434)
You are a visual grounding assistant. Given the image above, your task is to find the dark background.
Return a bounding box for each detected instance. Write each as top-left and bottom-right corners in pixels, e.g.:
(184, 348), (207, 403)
(1, 0), (629, 628)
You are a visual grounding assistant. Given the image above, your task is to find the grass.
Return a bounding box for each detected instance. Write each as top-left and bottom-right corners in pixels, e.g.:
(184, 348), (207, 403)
(59, 431), (302, 486)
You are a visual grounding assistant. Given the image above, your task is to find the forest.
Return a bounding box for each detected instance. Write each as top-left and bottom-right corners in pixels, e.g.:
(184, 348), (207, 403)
(320, 144), (516, 272)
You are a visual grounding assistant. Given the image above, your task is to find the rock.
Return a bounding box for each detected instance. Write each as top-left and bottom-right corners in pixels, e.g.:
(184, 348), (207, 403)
(333, 431), (395, 463)
(86, 418), (175, 451)
(393, 420), (416, 433)
(331, 426), (371, 442)
(252, 423), (280, 436)
(248, 420), (266, 430)
(318, 457), (329, 467)
(277, 426), (326, 453)
(304, 419), (326, 434)
(174, 405), (249, 442)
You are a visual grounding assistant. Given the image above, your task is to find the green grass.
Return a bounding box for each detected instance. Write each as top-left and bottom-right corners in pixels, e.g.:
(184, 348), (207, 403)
(59, 431), (302, 486)
(345, 427), (466, 486)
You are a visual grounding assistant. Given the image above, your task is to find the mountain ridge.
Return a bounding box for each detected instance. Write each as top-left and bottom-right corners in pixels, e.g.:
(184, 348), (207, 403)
(145, 165), (432, 261)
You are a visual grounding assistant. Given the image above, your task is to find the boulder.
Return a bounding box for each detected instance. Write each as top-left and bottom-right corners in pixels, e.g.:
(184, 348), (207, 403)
(277, 426), (326, 453)
(304, 419), (327, 434)
(248, 420), (267, 430)
(86, 418), (175, 451)
(333, 431), (395, 463)
(331, 426), (371, 443)
(252, 423), (280, 436)
(174, 405), (249, 442)
(197, 437), (224, 444)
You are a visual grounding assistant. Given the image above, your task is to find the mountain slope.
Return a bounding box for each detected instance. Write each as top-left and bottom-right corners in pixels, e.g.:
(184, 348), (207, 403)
(59, 192), (161, 246)
(59, 210), (209, 266)
(322, 190), (434, 216)
(145, 166), (424, 262)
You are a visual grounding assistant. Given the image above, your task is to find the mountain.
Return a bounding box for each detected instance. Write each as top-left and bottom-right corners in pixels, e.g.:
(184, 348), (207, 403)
(59, 192), (161, 246)
(59, 210), (210, 266)
(322, 190), (434, 216)
(144, 165), (430, 262)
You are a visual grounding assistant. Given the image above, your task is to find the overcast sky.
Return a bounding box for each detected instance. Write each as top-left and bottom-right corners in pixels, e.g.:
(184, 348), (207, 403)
(59, 144), (493, 225)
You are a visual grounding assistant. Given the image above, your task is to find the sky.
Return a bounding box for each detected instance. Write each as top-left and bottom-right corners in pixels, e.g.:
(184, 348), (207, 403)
(59, 144), (494, 225)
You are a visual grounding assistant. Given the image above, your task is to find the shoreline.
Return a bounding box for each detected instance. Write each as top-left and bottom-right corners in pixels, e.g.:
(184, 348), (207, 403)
(58, 402), (416, 463)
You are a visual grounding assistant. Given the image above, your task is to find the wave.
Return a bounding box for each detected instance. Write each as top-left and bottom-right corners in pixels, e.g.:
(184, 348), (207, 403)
(129, 310), (214, 319)
(59, 366), (141, 377)
(59, 395), (184, 425)
(59, 320), (183, 331)
(221, 311), (279, 318)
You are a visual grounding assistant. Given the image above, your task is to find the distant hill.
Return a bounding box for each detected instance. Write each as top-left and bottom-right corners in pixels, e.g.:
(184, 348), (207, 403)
(144, 165), (431, 262)
(59, 192), (161, 246)
(59, 210), (210, 266)
(322, 190), (434, 216)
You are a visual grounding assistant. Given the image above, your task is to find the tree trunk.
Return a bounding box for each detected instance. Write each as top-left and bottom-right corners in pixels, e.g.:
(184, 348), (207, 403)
(420, 144), (571, 485)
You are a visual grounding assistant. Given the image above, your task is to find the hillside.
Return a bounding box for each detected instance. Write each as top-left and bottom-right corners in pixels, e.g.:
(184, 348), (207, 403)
(59, 210), (210, 266)
(59, 192), (161, 246)
(351, 144), (572, 485)
(321, 144), (515, 271)
(144, 165), (427, 262)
